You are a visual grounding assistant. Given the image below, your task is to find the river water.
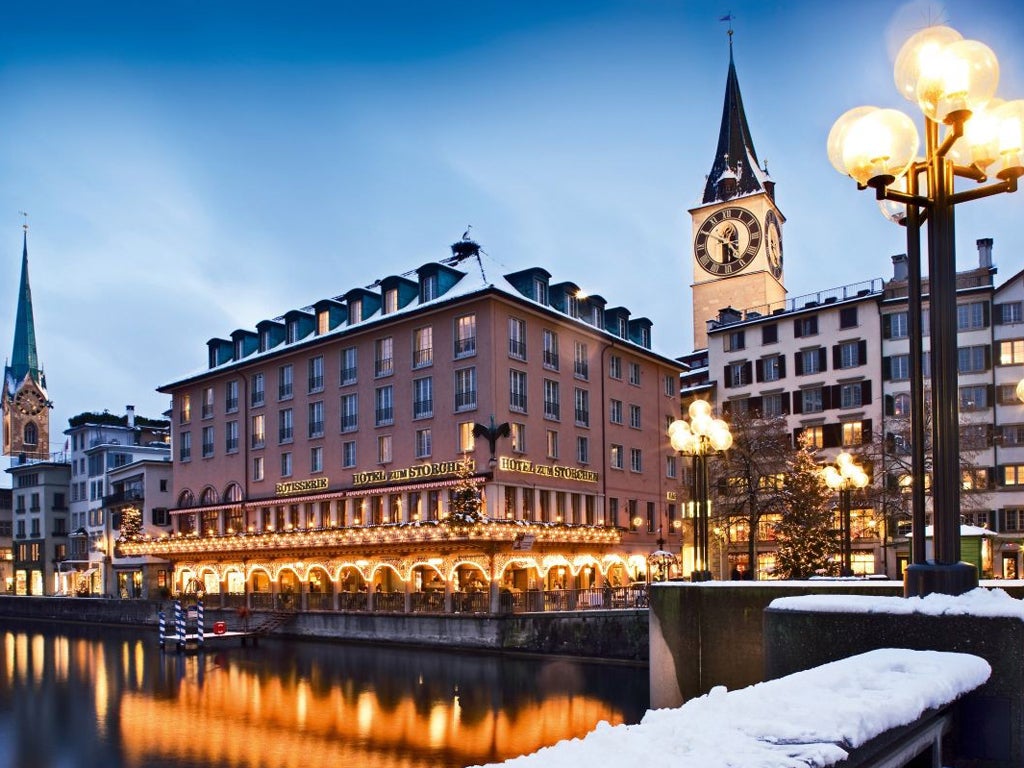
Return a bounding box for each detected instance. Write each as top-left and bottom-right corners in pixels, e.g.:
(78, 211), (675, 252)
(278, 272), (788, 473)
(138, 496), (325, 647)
(0, 621), (648, 768)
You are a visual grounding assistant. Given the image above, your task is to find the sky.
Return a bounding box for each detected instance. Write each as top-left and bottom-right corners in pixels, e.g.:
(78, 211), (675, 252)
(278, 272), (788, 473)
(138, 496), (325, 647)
(0, 0), (1022, 457)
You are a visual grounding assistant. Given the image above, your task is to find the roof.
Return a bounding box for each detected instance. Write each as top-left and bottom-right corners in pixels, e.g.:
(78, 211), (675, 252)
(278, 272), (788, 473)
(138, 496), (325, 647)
(5, 229), (45, 396)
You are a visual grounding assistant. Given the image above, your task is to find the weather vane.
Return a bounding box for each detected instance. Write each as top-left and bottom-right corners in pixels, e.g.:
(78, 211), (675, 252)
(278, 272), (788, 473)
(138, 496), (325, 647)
(720, 11), (735, 40)
(18, 211), (28, 231)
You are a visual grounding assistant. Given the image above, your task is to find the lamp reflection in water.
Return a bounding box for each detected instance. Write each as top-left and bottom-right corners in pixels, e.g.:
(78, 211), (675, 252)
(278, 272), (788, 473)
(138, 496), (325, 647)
(828, 23), (1023, 596)
(669, 400), (733, 581)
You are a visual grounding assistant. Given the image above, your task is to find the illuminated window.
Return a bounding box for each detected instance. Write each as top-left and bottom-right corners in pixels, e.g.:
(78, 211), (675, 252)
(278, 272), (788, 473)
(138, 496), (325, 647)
(841, 421), (863, 447)
(251, 414), (265, 448)
(201, 386), (214, 418)
(458, 422), (475, 453)
(802, 426), (824, 449)
(454, 314), (477, 358)
(998, 339), (1024, 365)
(375, 337), (394, 378)
(383, 288), (398, 314)
(413, 327), (433, 368)
(511, 423), (526, 453)
(546, 430), (559, 460)
(377, 435), (393, 464)
(610, 443), (623, 469)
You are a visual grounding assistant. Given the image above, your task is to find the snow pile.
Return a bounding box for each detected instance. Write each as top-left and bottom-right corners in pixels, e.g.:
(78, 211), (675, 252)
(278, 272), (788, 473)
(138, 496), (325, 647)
(770, 586), (1024, 619)
(470, 648), (990, 768)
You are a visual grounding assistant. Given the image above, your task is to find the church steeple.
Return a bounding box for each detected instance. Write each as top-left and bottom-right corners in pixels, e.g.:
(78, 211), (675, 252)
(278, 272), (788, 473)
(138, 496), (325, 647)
(7, 224), (43, 392)
(701, 37), (773, 205)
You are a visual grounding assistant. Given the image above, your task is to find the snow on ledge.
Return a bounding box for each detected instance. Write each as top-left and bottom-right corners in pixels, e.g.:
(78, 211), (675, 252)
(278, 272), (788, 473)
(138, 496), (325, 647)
(770, 587), (1024, 620)
(471, 648), (990, 768)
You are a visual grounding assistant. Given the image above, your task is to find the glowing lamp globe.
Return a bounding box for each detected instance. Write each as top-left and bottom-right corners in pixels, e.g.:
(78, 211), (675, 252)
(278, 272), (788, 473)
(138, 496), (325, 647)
(839, 108), (919, 185)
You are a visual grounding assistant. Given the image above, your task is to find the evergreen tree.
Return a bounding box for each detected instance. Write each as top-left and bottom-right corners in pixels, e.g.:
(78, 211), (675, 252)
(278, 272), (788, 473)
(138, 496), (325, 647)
(446, 457), (484, 527)
(774, 435), (840, 579)
(118, 506), (143, 542)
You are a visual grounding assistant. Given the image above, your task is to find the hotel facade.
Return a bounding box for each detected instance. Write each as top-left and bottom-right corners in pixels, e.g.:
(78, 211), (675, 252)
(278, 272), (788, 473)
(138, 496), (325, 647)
(123, 240), (687, 611)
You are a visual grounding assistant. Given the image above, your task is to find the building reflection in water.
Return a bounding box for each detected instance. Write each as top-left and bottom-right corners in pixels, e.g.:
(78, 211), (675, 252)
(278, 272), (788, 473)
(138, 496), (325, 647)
(0, 623), (647, 768)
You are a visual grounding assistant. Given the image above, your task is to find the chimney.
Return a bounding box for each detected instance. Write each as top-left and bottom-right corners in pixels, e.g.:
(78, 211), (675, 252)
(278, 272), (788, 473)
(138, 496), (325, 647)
(126, 405), (136, 429)
(977, 238), (994, 269)
(718, 306), (742, 325)
(891, 253), (908, 281)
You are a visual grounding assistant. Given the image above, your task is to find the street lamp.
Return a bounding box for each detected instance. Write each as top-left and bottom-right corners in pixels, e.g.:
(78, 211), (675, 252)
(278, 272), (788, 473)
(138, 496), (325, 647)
(822, 452), (870, 577)
(669, 400), (733, 581)
(829, 24), (1023, 597)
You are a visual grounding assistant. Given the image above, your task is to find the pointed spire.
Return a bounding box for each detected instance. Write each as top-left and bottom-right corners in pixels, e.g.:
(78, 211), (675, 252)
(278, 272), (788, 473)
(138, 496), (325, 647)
(701, 33), (767, 205)
(7, 222), (43, 393)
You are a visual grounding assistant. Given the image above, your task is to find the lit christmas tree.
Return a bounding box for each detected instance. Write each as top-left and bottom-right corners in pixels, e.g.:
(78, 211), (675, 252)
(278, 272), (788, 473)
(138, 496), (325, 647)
(774, 435), (840, 579)
(118, 506), (143, 542)
(446, 457), (484, 527)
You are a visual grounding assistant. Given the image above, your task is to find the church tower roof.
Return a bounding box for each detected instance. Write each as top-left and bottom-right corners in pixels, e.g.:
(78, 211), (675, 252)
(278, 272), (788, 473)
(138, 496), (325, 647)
(6, 226), (44, 393)
(701, 35), (772, 205)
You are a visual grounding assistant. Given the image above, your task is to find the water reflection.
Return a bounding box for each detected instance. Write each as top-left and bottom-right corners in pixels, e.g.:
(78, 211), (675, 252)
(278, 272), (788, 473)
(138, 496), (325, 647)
(0, 622), (647, 768)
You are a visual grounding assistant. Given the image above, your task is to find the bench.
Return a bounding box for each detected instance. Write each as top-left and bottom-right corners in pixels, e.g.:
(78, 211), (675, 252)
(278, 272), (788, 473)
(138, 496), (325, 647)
(472, 648), (990, 767)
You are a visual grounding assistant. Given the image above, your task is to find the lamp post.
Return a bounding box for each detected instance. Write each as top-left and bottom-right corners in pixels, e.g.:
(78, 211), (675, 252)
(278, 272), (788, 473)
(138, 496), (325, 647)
(669, 400), (733, 582)
(822, 452), (870, 577)
(828, 25), (1023, 596)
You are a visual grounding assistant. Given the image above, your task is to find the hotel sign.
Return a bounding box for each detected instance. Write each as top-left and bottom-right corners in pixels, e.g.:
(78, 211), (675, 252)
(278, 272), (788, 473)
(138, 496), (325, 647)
(276, 477), (330, 496)
(498, 456), (598, 483)
(352, 459), (473, 488)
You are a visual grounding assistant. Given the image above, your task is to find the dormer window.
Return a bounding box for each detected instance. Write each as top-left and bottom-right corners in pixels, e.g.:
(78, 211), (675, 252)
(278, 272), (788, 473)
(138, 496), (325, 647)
(286, 319), (300, 344)
(208, 347), (218, 368)
(384, 288), (398, 314)
(617, 318), (628, 338)
(317, 311), (329, 335)
(421, 274), (438, 302)
(234, 339), (244, 359)
(259, 329), (271, 352)
(348, 299), (362, 325)
(566, 293), (579, 319)
(534, 278), (548, 304)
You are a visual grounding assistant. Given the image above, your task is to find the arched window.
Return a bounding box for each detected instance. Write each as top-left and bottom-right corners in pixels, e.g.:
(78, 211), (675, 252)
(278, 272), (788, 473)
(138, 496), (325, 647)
(23, 423), (37, 446)
(224, 482), (243, 503)
(200, 486), (219, 506)
(177, 489), (195, 508)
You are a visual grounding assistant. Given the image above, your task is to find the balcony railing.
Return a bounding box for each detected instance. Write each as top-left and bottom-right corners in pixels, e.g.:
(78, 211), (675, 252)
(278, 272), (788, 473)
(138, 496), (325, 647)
(102, 489), (144, 506)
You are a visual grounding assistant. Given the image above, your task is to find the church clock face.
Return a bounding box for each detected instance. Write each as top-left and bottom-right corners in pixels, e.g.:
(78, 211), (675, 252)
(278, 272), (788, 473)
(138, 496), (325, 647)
(695, 207), (762, 276)
(14, 388), (47, 416)
(765, 210), (783, 279)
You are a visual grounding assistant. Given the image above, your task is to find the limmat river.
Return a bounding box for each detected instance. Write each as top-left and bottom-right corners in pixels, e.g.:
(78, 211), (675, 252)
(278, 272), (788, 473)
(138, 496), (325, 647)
(0, 621), (649, 768)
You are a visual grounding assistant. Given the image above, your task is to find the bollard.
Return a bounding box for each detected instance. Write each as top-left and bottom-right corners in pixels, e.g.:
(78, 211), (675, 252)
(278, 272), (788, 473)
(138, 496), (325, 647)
(197, 600), (204, 648)
(175, 599), (185, 653)
(158, 610), (166, 651)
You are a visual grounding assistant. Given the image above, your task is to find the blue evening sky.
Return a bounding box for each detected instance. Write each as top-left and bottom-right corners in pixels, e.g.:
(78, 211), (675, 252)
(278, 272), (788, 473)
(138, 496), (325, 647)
(0, 0), (1021, 452)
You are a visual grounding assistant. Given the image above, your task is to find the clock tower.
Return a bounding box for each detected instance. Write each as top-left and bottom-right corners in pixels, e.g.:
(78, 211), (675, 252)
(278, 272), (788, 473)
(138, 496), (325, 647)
(690, 34), (785, 350)
(3, 225), (51, 459)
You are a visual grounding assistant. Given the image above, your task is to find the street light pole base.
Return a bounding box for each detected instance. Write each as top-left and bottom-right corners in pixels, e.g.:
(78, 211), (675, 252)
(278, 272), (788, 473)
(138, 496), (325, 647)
(691, 570), (713, 583)
(903, 562), (978, 598)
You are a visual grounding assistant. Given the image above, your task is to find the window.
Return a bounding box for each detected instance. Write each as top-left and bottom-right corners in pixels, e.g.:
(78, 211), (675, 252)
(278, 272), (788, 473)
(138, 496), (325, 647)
(341, 347), (358, 384)
(308, 401), (324, 438)
(348, 299), (362, 325)
(842, 421), (863, 446)
(533, 277), (548, 304)
(1005, 466), (1024, 486)
(201, 426), (214, 458)
(413, 327), (433, 368)
(800, 348), (822, 375)
(281, 452), (293, 477)
(317, 309), (330, 335)
(378, 435), (393, 464)
(576, 436), (589, 464)
(886, 312), (908, 339)
(957, 345), (988, 373)
(888, 354), (910, 380)
(413, 377), (433, 419)
(664, 374), (676, 397)
(628, 362), (641, 386)
(998, 339), (1024, 365)
(278, 365), (293, 400)
(796, 315), (819, 337)
(762, 324), (778, 344)
(610, 444), (624, 469)
(251, 373), (265, 407)
(960, 385), (989, 411)
(458, 422), (475, 452)
(342, 397), (358, 434)
(180, 393), (191, 423)
(609, 355), (622, 380)
(342, 441), (357, 468)
(455, 368), (477, 411)
(226, 380), (239, 412)
(574, 341), (589, 379)
(840, 383), (863, 409)
(225, 420), (239, 453)
(610, 399), (623, 424)
(375, 337), (394, 377)
(803, 425), (824, 449)
(629, 404), (641, 429)
(509, 369), (528, 412)
(543, 379), (560, 420)
(630, 448), (643, 473)
(998, 302), (1023, 324)
(728, 361), (749, 387)
(251, 414), (266, 448)
(455, 314), (477, 357)
(999, 384), (1023, 405)
(311, 446), (323, 473)
(839, 341), (862, 369)
(542, 330), (559, 369)
(421, 274), (438, 302)
(252, 456), (265, 481)
(375, 386), (394, 426)
(666, 455), (677, 479)
(279, 408), (294, 443)
(546, 429), (559, 459)
(286, 318), (301, 344)
(801, 388), (823, 413)
(1005, 508), (1022, 532)
(23, 423), (37, 446)
(508, 318), (526, 360)
(762, 393), (783, 417)
(839, 306), (858, 329)
(762, 354), (782, 382)
(511, 423), (526, 452)
(574, 388), (590, 426)
(415, 428), (432, 458)
(201, 386), (214, 419)
(383, 288), (398, 315)
(308, 355), (324, 392)
(725, 330), (745, 351)
(957, 301), (987, 330)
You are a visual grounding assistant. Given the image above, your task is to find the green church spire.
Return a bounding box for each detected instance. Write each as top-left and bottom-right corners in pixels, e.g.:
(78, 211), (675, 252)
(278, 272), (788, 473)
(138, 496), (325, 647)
(6, 225), (43, 392)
